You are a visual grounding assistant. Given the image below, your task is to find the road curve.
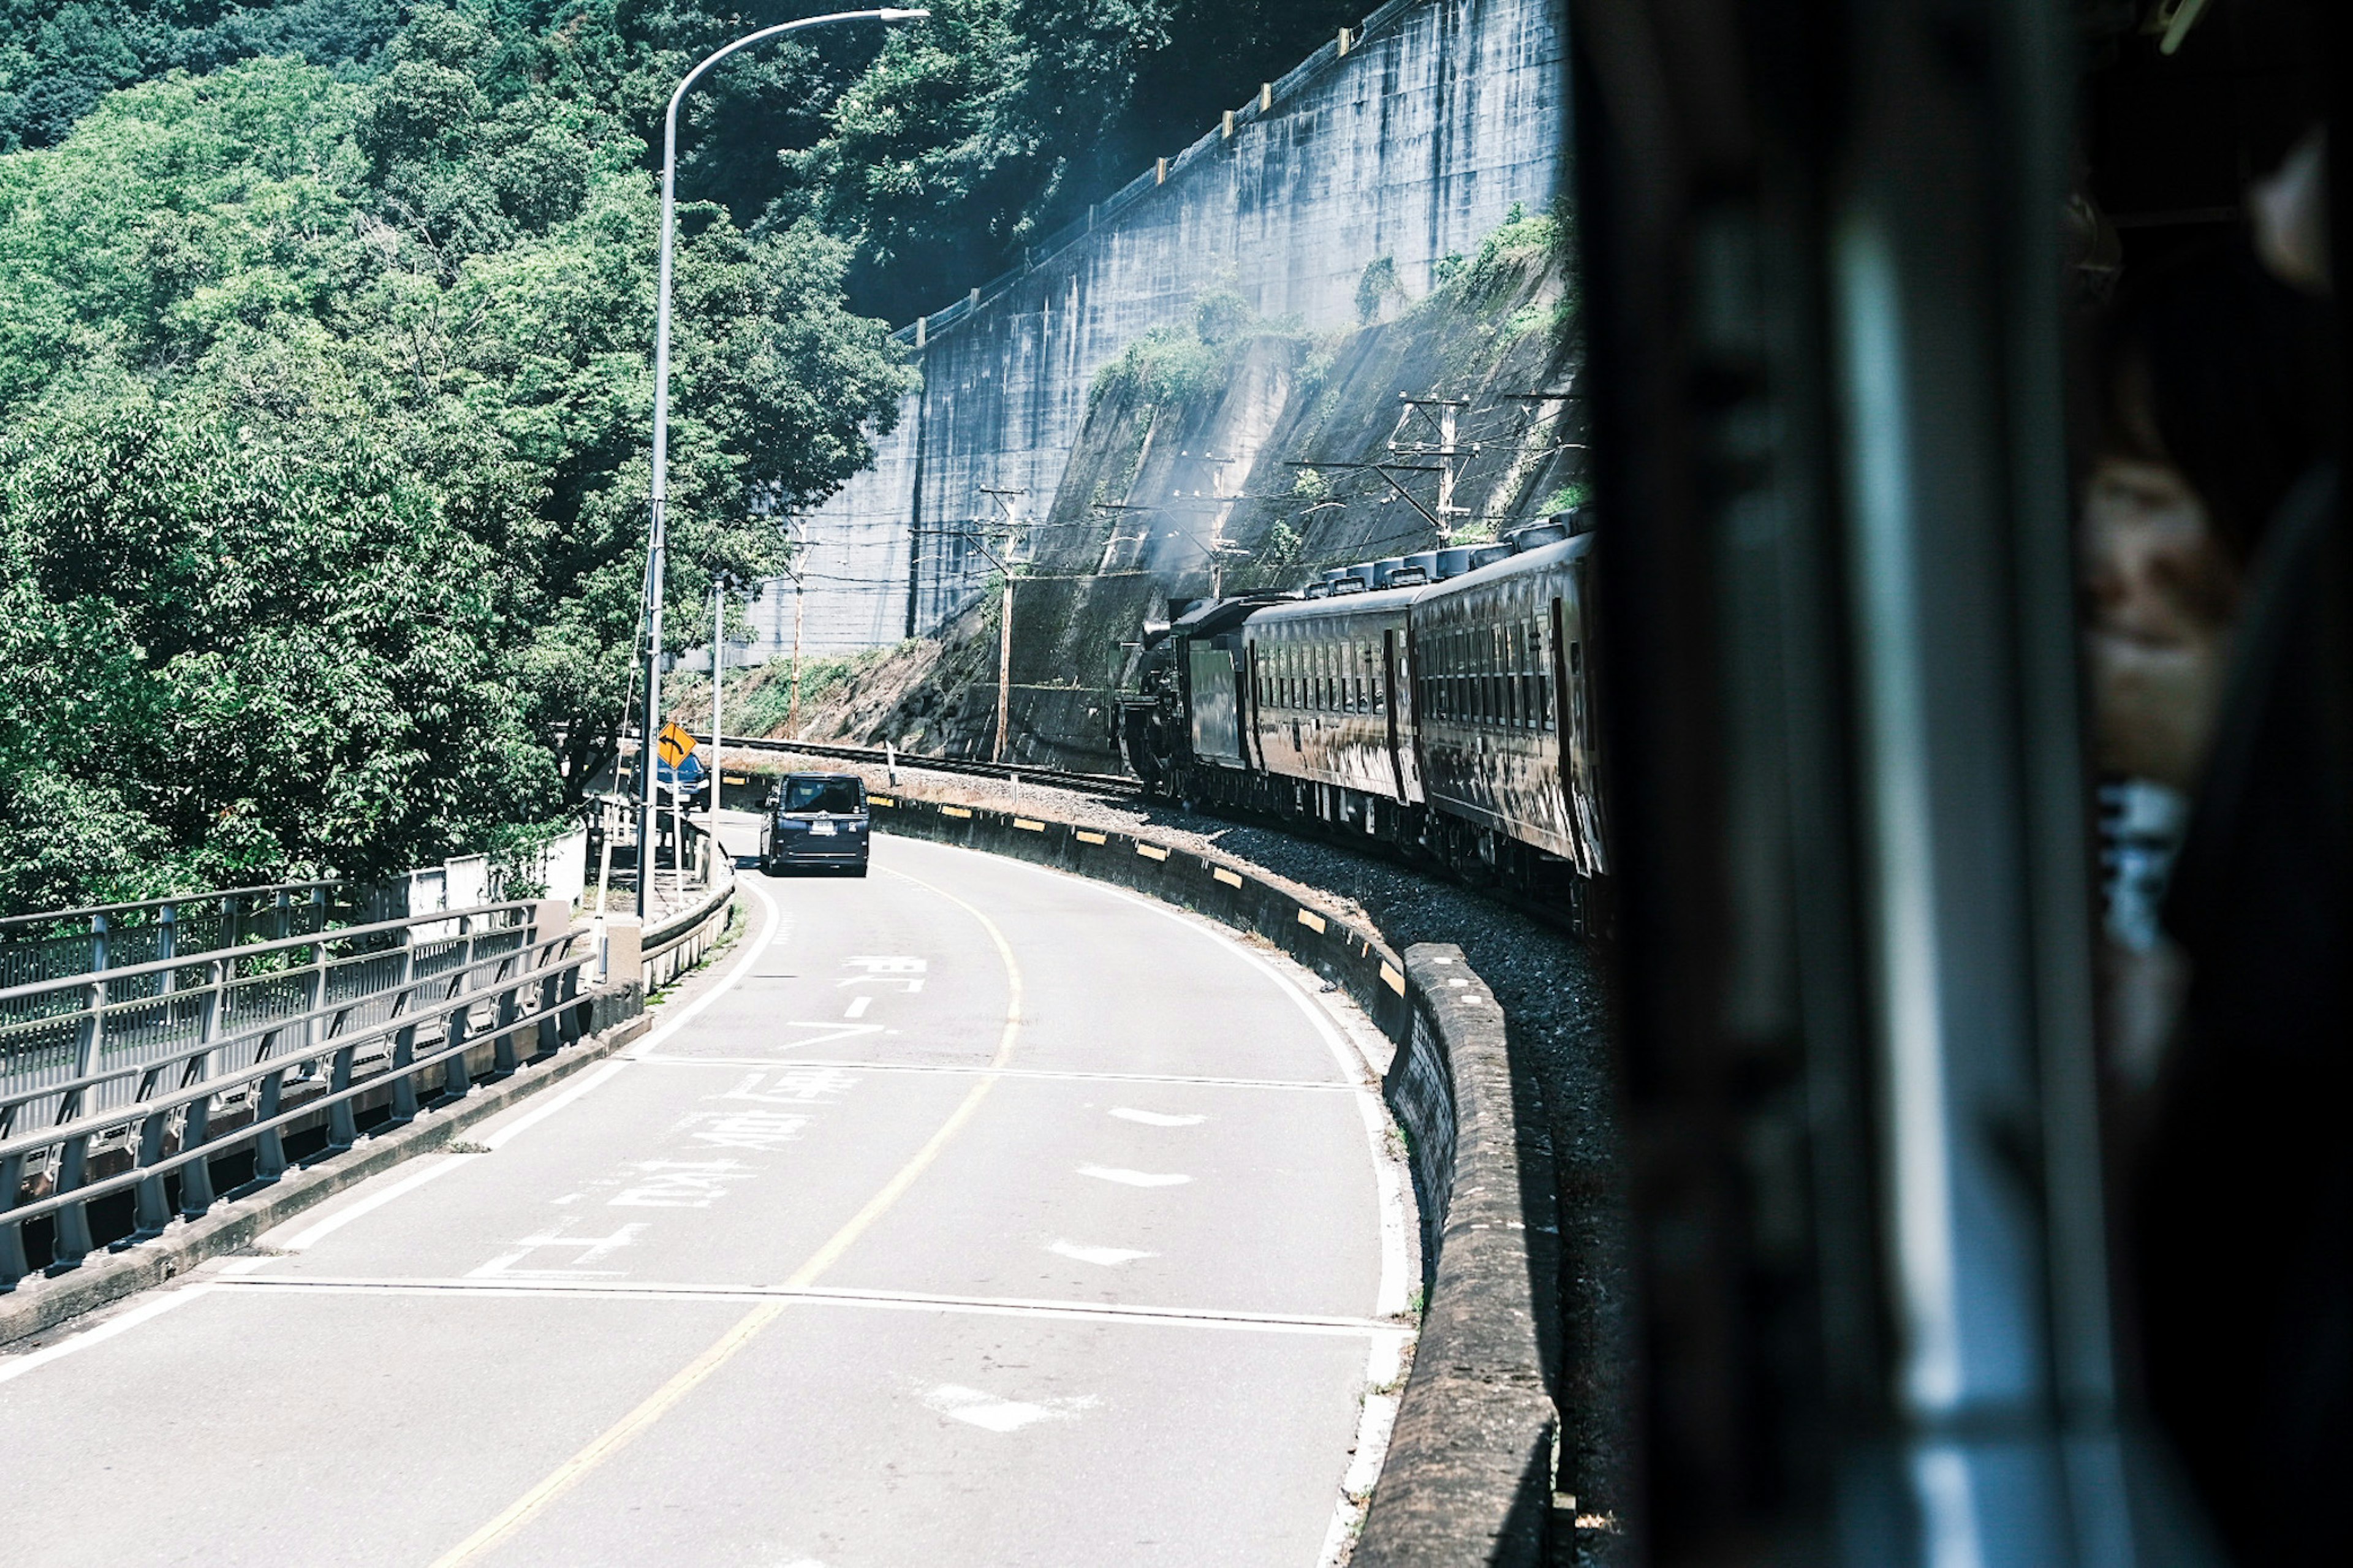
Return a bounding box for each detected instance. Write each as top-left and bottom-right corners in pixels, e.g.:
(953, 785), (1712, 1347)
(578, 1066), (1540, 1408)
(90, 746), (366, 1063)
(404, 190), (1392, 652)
(1, 827), (1411, 1568)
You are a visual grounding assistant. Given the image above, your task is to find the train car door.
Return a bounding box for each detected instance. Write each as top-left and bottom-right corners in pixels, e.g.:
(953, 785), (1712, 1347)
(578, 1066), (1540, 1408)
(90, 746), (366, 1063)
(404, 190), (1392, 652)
(1544, 596), (1581, 866)
(1245, 639), (1266, 773)
(1381, 627), (1409, 800)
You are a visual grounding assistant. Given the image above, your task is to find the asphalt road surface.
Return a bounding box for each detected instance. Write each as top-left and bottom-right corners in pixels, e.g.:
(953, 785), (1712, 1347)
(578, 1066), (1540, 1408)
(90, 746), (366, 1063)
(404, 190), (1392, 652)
(1, 824), (1412, 1568)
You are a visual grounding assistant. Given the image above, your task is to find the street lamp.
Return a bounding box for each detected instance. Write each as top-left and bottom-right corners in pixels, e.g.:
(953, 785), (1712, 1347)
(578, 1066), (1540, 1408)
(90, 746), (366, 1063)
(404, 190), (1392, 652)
(637, 7), (930, 917)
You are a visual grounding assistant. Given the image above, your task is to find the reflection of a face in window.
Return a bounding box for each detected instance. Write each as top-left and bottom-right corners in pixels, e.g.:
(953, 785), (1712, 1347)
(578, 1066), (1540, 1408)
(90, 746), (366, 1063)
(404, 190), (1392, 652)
(2081, 452), (2239, 792)
(783, 779), (860, 814)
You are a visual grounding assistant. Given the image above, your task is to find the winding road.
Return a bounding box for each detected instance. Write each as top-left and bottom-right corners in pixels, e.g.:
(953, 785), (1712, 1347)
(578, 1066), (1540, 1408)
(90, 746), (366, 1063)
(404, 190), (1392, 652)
(1, 825), (1412, 1567)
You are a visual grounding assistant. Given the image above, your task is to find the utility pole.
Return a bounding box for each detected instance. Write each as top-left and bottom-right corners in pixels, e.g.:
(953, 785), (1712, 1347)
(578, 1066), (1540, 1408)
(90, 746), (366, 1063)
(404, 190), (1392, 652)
(786, 566), (807, 738)
(634, 6), (928, 919)
(1386, 394), (1479, 536)
(709, 578), (726, 849)
(635, 535), (665, 916)
(977, 485), (1027, 763)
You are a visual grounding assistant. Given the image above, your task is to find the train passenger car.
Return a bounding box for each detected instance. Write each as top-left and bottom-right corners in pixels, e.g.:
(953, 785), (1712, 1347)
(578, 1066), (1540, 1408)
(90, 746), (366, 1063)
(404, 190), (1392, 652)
(1410, 532), (1605, 876)
(1243, 586), (1423, 827)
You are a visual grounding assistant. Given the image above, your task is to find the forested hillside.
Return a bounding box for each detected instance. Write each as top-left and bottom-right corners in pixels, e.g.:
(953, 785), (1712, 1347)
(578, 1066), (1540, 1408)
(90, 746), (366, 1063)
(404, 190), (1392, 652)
(0, 1), (1362, 912)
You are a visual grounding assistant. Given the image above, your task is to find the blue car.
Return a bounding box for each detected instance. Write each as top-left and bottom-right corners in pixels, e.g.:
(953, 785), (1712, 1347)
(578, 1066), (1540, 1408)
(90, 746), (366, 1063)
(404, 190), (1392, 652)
(654, 752), (710, 810)
(760, 773), (870, 876)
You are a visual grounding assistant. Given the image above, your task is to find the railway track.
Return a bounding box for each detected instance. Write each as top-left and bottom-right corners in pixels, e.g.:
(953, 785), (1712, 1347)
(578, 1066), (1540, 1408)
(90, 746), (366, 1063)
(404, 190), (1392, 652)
(703, 733), (1146, 798)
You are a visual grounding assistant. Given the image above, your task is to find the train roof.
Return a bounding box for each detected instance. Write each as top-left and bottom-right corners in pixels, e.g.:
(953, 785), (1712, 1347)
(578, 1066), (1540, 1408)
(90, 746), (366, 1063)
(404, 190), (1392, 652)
(1411, 531), (1593, 601)
(1240, 581), (1425, 631)
(1167, 591), (1295, 641)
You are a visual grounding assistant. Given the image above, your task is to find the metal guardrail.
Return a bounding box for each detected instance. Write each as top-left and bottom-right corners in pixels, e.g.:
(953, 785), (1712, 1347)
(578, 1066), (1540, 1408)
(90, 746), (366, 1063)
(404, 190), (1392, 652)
(638, 865), (737, 992)
(0, 881), (344, 999)
(0, 899), (593, 1287)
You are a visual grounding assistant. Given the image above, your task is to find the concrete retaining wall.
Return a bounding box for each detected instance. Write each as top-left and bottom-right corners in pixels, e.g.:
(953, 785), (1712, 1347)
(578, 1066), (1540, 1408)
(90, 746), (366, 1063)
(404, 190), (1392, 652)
(867, 792), (1557, 1563)
(765, 0), (1570, 656)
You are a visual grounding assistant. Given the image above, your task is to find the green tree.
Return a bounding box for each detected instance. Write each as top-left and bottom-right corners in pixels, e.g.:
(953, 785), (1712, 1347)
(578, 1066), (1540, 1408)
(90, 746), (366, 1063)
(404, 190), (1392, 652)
(0, 40), (912, 911)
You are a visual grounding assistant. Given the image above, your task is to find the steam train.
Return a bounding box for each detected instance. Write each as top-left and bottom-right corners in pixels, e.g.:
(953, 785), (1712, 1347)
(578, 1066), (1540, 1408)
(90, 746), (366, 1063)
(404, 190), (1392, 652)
(1113, 513), (1608, 922)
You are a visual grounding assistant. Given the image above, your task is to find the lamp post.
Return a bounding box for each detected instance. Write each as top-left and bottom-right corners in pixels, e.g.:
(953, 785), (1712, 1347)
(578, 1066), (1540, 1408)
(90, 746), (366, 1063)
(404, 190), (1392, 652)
(637, 7), (929, 917)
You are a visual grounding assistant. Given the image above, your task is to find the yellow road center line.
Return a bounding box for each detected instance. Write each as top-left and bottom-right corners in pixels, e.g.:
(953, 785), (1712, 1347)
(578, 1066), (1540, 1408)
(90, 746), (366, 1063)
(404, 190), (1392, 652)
(426, 868), (1023, 1567)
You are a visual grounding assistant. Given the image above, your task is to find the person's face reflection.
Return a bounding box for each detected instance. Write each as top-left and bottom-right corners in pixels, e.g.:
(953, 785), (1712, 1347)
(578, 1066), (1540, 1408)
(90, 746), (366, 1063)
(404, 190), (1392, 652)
(2082, 455), (2239, 790)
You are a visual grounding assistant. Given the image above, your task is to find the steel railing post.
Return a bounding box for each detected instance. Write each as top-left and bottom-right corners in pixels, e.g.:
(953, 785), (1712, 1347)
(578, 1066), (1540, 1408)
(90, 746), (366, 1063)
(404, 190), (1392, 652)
(157, 901), (178, 1007)
(387, 926), (420, 1121)
(327, 1036), (358, 1151)
(178, 958), (224, 1218)
(440, 1000), (472, 1100)
(131, 1061), (172, 1236)
(251, 1026), (287, 1183)
(0, 1151), (26, 1286)
(50, 961), (109, 1267)
(493, 969), (521, 1075)
(536, 927), (564, 1055)
(388, 1022), (420, 1122)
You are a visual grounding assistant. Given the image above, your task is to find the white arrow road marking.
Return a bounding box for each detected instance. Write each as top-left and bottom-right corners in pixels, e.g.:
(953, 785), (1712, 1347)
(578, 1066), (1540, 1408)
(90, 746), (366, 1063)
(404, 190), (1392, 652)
(1078, 1164), (1192, 1187)
(922, 1383), (1097, 1433)
(1048, 1240), (1158, 1267)
(1110, 1107), (1204, 1127)
(767, 1021), (887, 1053)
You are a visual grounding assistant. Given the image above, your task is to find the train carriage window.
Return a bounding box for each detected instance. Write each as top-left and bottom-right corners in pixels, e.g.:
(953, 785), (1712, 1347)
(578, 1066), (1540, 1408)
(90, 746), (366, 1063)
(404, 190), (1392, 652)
(1541, 624), (1557, 731)
(1509, 624), (1524, 729)
(1506, 626), (1521, 727)
(1481, 628), (1497, 725)
(1454, 627), (1466, 721)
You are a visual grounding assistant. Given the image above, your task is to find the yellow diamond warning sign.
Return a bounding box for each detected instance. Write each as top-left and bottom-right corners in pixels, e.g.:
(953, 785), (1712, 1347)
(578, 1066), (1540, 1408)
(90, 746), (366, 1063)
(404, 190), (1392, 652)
(656, 721), (697, 767)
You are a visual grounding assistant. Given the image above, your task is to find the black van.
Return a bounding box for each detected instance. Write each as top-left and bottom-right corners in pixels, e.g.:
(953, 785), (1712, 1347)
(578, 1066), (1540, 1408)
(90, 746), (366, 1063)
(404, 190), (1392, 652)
(759, 773), (870, 876)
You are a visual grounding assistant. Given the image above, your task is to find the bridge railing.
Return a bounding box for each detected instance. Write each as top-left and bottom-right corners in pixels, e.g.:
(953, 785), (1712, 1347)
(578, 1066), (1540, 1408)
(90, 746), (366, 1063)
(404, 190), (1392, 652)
(0, 898), (593, 1287)
(0, 881), (345, 1002)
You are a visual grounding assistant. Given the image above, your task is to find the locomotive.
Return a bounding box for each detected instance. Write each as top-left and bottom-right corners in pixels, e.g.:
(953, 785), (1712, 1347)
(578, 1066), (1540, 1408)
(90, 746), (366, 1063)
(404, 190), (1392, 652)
(1113, 512), (1608, 923)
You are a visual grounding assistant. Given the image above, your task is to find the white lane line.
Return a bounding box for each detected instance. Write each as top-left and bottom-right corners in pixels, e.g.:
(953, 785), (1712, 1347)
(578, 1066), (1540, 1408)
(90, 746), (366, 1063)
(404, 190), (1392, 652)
(619, 877), (787, 1061)
(276, 1149), (487, 1252)
(480, 1059), (632, 1151)
(1078, 1164), (1192, 1188)
(1049, 1240), (1158, 1267)
(923, 1382), (1097, 1433)
(631, 1056), (1352, 1091)
(844, 994), (871, 1019)
(1110, 1107), (1205, 1127)
(908, 844), (1413, 1320)
(0, 1285), (213, 1386)
(208, 1274), (1393, 1334)
(270, 882), (786, 1256)
(886, 835), (1423, 1560)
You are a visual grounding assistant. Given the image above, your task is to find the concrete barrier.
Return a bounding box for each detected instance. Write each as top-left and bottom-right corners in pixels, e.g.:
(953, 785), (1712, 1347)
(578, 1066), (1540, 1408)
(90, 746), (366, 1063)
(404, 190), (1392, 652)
(867, 792), (1558, 1564)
